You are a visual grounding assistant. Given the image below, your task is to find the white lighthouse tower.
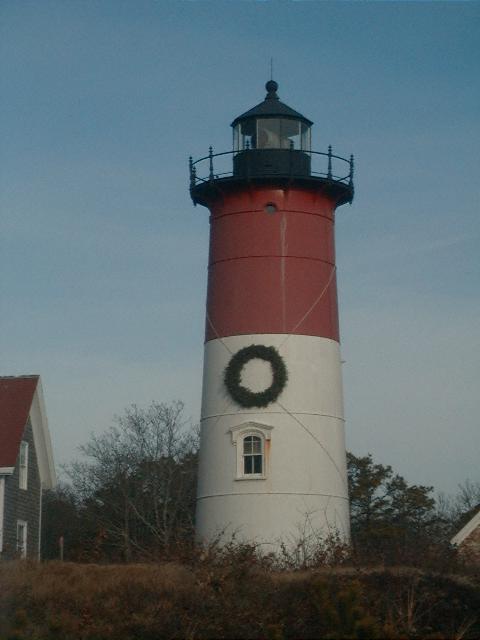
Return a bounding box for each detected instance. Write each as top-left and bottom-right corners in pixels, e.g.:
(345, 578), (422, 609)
(190, 81), (354, 550)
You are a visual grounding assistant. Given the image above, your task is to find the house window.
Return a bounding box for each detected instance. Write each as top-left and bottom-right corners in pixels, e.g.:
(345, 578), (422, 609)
(243, 435), (263, 475)
(0, 477), (4, 553)
(17, 520), (27, 558)
(19, 441), (28, 490)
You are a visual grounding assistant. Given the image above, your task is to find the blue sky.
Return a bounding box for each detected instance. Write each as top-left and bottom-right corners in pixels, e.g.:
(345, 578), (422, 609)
(1, 1), (479, 495)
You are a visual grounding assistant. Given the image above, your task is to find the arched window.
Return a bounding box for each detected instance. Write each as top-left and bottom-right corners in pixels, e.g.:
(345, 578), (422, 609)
(243, 435), (263, 475)
(229, 422), (272, 480)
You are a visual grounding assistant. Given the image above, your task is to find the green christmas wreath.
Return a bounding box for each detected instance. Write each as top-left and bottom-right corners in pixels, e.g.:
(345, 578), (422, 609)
(224, 344), (288, 408)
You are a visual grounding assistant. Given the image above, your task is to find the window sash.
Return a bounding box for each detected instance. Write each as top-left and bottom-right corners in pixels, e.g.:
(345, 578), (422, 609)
(242, 436), (264, 475)
(243, 454), (263, 475)
(243, 437), (262, 455)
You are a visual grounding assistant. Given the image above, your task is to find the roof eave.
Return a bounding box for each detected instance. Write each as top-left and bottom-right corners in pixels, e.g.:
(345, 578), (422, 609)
(231, 101), (313, 128)
(0, 467), (14, 475)
(451, 509), (480, 547)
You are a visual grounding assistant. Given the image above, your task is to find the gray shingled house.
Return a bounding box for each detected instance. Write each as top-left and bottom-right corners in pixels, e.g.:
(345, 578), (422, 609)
(0, 375), (55, 560)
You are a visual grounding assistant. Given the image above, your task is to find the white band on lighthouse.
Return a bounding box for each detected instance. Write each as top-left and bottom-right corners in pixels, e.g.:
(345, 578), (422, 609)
(195, 333), (350, 549)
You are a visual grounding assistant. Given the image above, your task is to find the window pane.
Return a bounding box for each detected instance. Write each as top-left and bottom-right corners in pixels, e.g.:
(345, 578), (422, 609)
(253, 455), (263, 474)
(243, 437), (253, 454)
(244, 456), (253, 474)
(19, 442), (28, 490)
(20, 442), (27, 466)
(17, 523), (27, 558)
(252, 437), (262, 454)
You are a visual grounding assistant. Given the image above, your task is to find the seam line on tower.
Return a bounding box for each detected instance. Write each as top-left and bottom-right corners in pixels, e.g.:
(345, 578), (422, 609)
(204, 333), (341, 343)
(212, 209), (335, 222)
(209, 255), (336, 267)
(201, 411), (345, 422)
(197, 492), (349, 501)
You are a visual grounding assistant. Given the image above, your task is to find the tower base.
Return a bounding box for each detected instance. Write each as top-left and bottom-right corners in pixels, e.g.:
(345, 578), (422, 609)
(196, 334), (350, 555)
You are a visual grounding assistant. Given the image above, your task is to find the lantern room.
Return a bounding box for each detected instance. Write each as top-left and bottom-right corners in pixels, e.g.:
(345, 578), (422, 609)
(231, 80), (313, 178)
(189, 80), (354, 208)
(232, 80), (312, 152)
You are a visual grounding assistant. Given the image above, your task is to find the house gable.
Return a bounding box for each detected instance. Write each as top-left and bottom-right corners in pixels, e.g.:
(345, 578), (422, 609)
(451, 509), (480, 550)
(0, 376), (55, 488)
(0, 376), (38, 469)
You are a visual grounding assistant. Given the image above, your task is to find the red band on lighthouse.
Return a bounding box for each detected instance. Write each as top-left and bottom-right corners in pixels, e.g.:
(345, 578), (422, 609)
(205, 185), (340, 342)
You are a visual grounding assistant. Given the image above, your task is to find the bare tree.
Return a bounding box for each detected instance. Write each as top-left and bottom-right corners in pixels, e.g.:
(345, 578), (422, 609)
(66, 401), (198, 561)
(436, 479), (480, 536)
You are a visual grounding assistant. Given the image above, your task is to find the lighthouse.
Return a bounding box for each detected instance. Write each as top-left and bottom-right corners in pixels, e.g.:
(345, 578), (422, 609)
(190, 81), (354, 551)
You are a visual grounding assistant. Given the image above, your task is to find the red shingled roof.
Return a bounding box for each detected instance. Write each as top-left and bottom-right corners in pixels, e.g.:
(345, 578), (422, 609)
(0, 376), (39, 468)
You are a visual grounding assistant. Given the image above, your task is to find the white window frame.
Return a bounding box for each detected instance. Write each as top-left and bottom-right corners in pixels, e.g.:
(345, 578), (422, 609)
(17, 520), (27, 558)
(229, 422), (273, 480)
(242, 434), (264, 477)
(0, 477), (5, 553)
(19, 441), (28, 490)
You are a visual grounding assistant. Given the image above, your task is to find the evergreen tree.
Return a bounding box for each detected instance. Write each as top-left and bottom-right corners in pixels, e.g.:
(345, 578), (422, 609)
(347, 452), (437, 562)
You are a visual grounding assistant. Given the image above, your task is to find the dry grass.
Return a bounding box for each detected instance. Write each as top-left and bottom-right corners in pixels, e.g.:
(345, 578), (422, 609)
(1, 562), (195, 639)
(0, 560), (479, 639)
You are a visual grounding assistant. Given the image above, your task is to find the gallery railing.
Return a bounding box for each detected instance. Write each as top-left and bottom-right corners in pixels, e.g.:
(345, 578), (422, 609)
(189, 146), (354, 191)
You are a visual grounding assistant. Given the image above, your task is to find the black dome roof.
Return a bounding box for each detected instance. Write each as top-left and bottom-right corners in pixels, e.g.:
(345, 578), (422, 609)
(231, 81), (313, 128)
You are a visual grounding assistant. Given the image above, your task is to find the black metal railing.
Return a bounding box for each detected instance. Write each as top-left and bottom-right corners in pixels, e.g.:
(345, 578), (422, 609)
(189, 146), (354, 190)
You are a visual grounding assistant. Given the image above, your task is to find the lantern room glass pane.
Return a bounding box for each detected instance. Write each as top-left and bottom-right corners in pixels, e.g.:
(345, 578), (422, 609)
(257, 118), (282, 149)
(280, 119), (301, 149)
(256, 119), (305, 150)
(234, 120), (256, 152)
(301, 122), (311, 151)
